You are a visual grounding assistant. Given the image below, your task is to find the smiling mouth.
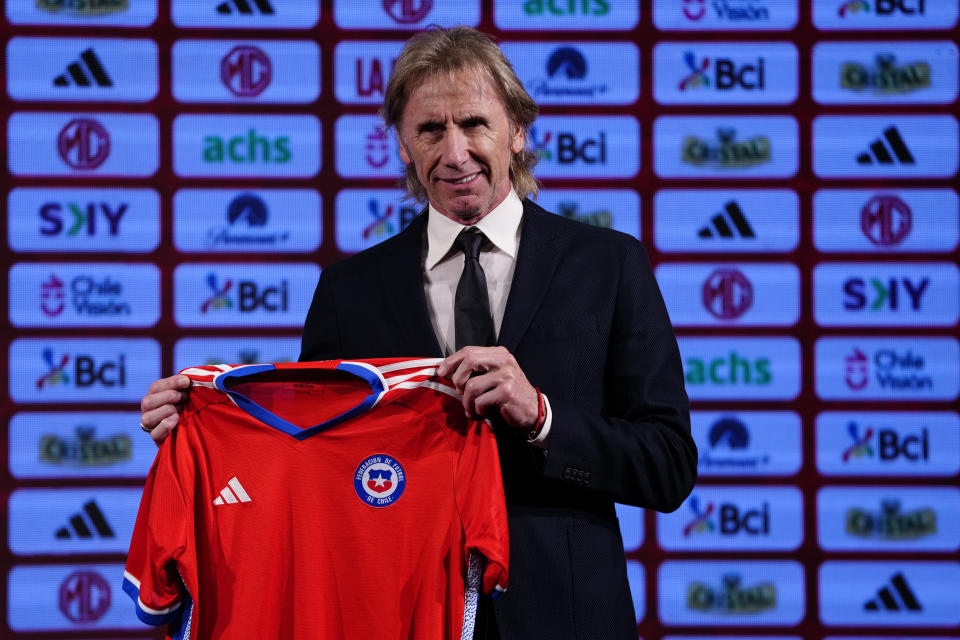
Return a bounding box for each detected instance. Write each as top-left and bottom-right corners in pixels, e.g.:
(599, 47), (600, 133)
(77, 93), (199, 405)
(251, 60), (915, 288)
(443, 172), (480, 185)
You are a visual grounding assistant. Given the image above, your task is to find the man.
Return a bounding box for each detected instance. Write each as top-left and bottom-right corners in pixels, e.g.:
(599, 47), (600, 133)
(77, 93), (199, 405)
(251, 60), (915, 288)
(140, 26), (696, 639)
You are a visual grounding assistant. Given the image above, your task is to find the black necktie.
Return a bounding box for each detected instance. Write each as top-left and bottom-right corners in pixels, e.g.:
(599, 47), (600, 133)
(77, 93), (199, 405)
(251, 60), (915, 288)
(454, 228), (495, 350)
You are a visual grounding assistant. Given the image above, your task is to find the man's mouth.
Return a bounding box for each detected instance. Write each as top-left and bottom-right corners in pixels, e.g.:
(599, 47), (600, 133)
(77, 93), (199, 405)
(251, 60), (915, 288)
(444, 172), (480, 185)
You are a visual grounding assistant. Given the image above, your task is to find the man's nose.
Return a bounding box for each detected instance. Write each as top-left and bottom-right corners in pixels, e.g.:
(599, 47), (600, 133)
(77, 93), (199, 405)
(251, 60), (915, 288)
(440, 129), (470, 166)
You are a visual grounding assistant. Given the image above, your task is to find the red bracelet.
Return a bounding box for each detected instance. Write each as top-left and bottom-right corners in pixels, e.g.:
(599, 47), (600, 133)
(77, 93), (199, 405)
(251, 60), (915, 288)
(528, 387), (546, 440)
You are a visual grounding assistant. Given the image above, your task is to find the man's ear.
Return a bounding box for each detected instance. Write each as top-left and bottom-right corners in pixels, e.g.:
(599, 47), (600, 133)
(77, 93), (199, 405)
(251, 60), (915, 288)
(510, 123), (524, 155)
(396, 129), (411, 165)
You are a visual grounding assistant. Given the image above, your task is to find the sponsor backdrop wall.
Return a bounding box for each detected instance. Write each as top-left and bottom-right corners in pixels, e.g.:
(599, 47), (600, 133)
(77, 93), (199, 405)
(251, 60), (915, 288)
(2, 0), (959, 637)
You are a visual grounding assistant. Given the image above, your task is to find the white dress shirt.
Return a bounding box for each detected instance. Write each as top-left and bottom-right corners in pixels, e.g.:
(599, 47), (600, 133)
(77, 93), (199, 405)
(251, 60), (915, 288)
(422, 189), (552, 445)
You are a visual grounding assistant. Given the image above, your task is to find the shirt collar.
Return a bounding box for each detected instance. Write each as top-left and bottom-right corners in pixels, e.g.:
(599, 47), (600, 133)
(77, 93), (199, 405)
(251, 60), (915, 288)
(424, 189), (523, 270)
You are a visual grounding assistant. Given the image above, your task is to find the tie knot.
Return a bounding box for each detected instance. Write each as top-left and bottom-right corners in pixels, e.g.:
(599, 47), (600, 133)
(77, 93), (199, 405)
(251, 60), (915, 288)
(454, 228), (486, 260)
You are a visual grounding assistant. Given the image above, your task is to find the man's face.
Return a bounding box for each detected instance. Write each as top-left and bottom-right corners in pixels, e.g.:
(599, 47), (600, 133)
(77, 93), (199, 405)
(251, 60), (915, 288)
(396, 68), (525, 225)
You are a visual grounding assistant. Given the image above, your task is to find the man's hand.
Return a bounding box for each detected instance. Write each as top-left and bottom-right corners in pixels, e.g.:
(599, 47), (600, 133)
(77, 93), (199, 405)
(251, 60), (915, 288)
(437, 346), (539, 431)
(140, 375), (191, 445)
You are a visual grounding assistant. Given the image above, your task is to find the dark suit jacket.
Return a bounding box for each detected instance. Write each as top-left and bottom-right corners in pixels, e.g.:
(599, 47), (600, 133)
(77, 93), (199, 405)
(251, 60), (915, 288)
(301, 198), (697, 639)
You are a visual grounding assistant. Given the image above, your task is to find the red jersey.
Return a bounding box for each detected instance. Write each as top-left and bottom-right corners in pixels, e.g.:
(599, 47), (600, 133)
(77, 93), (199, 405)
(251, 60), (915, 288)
(123, 358), (509, 639)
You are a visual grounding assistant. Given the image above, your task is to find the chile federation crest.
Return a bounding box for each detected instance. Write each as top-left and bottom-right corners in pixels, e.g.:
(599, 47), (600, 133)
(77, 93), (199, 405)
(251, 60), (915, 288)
(354, 454), (406, 508)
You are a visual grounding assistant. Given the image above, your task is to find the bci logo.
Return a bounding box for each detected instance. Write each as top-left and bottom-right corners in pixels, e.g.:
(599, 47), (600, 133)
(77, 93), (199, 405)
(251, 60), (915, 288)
(36, 348), (127, 390)
(844, 421), (929, 462)
(201, 273), (288, 313)
(40, 202), (127, 237)
(532, 128), (607, 164)
(680, 52), (766, 91)
(685, 495), (770, 536)
(840, 0), (926, 16)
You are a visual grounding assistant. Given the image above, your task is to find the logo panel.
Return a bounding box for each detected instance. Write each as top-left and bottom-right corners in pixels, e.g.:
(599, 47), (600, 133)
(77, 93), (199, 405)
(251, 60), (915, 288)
(9, 338), (160, 403)
(8, 411), (155, 479)
(653, 0), (799, 30)
(814, 189), (959, 253)
(494, 0), (639, 30)
(679, 336), (801, 400)
(813, 115), (959, 178)
(817, 486), (960, 552)
(501, 42), (640, 106)
(335, 115), (406, 178)
(819, 562), (960, 626)
(172, 114), (320, 177)
(815, 337), (960, 401)
(615, 503), (645, 552)
(626, 560), (646, 623)
(654, 115), (798, 178)
(654, 42), (798, 105)
(658, 485), (804, 551)
(173, 189), (321, 253)
(173, 263), (319, 328)
(814, 0), (959, 30)
(535, 189), (641, 239)
(6, 37), (158, 102)
(530, 116), (640, 179)
(172, 39), (319, 103)
(814, 262), (959, 327)
(9, 263), (161, 328)
(658, 560), (805, 626)
(694, 411), (802, 477)
(6, 0), (157, 26)
(334, 1), (479, 29)
(7, 187), (160, 253)
(8, 112), (158, 177)
(173, 337), (302, 371)
(658, 263), (799, 326)
(335, 189), (423, 254)
(171, 0), (320, 28)
(334, 40), (405, 104)
(816, 411), (960, 477)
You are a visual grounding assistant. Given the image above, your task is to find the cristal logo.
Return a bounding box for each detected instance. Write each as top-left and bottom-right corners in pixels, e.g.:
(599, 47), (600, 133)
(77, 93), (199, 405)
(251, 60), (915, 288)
(37, 348), (70, 389)
(680, 53), (710, 90)
(41, 274), (66, 317)
(702, 268), (753, 319)
(841, 54), (930, 95)
(861, 195), (911, 247)
(556, 202), (612, 228)
(201, 273), (234, 312)
(58, 119), (110, 170)
(366, 124), (391, 168)
(846, 499), (936, 539)
(40, 425), (132, 467)
(682, 128), (771, 168)
(845, 348), (870, 389)
(683, 0), (706, 20)
(36, 0), (129, 16)
(59, 570), (110, 623)
(383, 0), (432, 23)
(688, 574), (776, 613)
(221, 45), (272, 98)
(843, 420), (930, 462)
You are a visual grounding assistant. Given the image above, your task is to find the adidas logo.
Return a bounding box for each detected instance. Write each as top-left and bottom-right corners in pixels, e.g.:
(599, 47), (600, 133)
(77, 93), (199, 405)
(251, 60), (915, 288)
(856, 126), (915, 165)
(216, 0), (275, 14)
(697, 201), (756, 239)
(53, 48), (113, 88)
(213, 476), (252, 505)
(55, 500), (115, 539)
(863, 572), (922, 612)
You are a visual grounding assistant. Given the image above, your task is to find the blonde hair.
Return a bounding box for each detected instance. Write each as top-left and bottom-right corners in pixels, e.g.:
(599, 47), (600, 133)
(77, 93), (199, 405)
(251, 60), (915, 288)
(380, 26), (540, 201)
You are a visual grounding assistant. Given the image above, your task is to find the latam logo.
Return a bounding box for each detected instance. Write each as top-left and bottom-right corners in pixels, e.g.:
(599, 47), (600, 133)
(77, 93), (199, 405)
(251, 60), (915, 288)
(8, 187), (160, 253)
(536, 189), (641, 239)
(501, 42), (639, 106)
(335, 115), (405, 178)
(653, 0), (798, 30)
(658, 560), (805, 626)
(9, 338), (159, 403)
(816, 411), (960, 477)
(8, 112), (158, 177)
(678, 336), (801, 400)
(494, 0), (638, 30)
(654, 42), (798, 105)
(814, 263), (959, 327)
(813, 189), (960, 253)
(812, 41), (958, 105)
(6, 37), (158, 102)
(658, 263), (799, 326)
(173, 337), (301, 372)
(172, 39), (319, 104)
(530, 116), (639, 178)
(172, 0), (320, 28)
(815, 337), (960, 401)
(333, 40), (403, 105)
(693, 411), (802, 477)
(172, 114), (320, 177)
(335, 189), (423, 253)
(658, 485), (803, 551)
(6, 1), (156, 26)
(173, 263), (318, 328)
(813, 115), (958, 178)
(174, 189), (321, 253)
(815, 0), (958, 29)
(9, 263), (160, 328)
(819, 561), (960, 626)
(818, 486), (960, 552)
(334, 1), (478, 29)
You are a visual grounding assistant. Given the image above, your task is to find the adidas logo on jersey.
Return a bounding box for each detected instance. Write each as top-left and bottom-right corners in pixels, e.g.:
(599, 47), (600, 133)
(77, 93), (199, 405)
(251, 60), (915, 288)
(213, 476), (252, 505)
(55, 500), (115, 538)
(698, 201), (756, 239)
(216, 0), (276, 14)
(53, 48), (113, 88)
(864, 572), (922, 612)
(856, 126), (915, 165)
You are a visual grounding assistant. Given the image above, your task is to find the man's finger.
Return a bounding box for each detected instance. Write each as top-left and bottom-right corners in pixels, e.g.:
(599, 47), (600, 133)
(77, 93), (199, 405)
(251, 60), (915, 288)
(146, 374), (190, 395)
(150, 413), (179, 445)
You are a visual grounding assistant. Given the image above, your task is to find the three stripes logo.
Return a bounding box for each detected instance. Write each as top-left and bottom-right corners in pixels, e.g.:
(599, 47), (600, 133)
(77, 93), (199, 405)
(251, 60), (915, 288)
(55, 500), (115, 539)
(698, 201), (756, 239)
(216, 0), (276, 14)
(53, 49), (113, 88)
(213, 476), (253, 505)
(864, 572), (922, 612)
(856, 126), (915, 165)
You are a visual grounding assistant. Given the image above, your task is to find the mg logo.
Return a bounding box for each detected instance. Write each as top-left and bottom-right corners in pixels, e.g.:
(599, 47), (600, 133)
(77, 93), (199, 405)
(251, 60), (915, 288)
(383, 0), (432, 23)
(59, 570), (110, 623)
(58, 119), (110, 169)
(221, 45), (272, 98)
(861, 195), (912, 247)
(702, 268), (753, 319)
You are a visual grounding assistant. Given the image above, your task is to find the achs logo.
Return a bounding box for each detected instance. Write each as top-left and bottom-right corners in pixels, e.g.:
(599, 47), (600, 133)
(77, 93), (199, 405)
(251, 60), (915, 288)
(702, 268), (753, 319)
(688, 574), (776, 613)
(548, 47), (587, 79)
(846, 499), (936, 540)
(41, 274), (66, 317)
(845, 348), (870, 389)
(40, 425), (132, 467)
(842, 54), (930, 95)
(685, 351), (772, 387)
(864, 573), (922, 611)
(56, 499), (115, 539)
(201, 273), (234, 312)
(365, 123), (391, 168)
(843, 420), (930, 462)
(683, 495), (716, 535)
(856, 126), (915, 165)
(556, 202), (612, 228)
(37, 348), (71, 389)
(221, 45), (272, 98)
(682, 128), (771, 168)
(203, 129), (291, 165)
(53, 48), (113, 88)
(58, 118), (110, 170)
(59, 570), (111, 623)
(839, 0), (871, 16)
(354, 454), (406, 507)
(679, 52), (710, 90)
(37, 0), (129, 16)
(698, 201), (756, 239)
(861, 195), (911, 246)
(216, 0), (275, 14)
(383, 0), (432, 23)
(528, 127), (553, 161)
